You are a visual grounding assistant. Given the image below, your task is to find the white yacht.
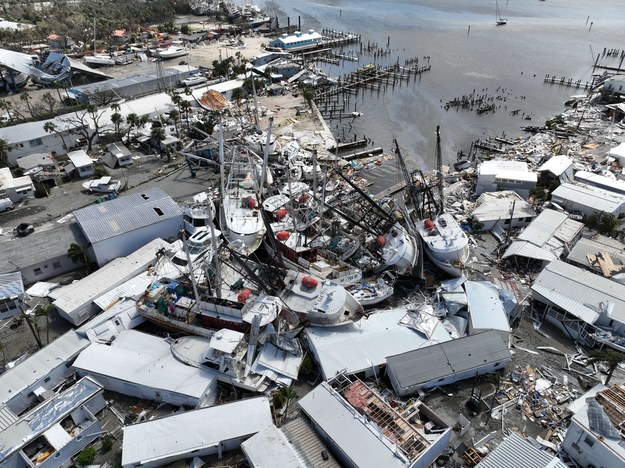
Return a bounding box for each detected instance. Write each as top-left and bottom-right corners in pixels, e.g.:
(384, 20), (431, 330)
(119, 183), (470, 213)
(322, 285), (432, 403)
(155, 45), (188, 60)
(377, 223), (419, 276)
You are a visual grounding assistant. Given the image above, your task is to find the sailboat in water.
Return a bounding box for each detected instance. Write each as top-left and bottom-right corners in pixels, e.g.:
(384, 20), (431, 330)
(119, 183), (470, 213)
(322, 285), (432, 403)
(496, 0), (508, 25)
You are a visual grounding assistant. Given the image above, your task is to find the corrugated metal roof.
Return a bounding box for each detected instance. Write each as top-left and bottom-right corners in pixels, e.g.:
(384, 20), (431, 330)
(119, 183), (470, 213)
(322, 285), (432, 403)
(0, 272), (24, 300)
(281, 418), (341, 468)
(122, 397), (272, 466)
(304, 308), (452, 379)
(73, 187), (182, 243)
(242, 424), (307, 468)
(386, 331), (510, 391)
(574, 171), (625, 195)
(531, 260), (625, 324)
(567, 236), (625, 272)
(517, 209), (576, 246)
(552, 183), (625, 214)
(502, 240), (558, 261)
(473, 191), (536, 222)
(465, 281), (511, 332)
(298, 382), (407, 468)
(476, 432), (567, 468)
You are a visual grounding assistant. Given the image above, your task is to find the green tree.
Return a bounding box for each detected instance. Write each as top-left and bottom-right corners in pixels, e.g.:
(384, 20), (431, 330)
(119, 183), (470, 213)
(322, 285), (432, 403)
(125, 112), (139, 144)
(150, 125), (166, 154)
(43, 122), (68, 154)
(75, 446), (97, 465)
(0, 137), (9, 167)
(529, 186), (548, 208)
(168, 108), (180, 137)
(302, 87), (315, 108)
(278, 386), (298, 420)
(111, 112), (123, 134)
(19, 91), (35, 118)
(67, 243), (91, 272)
(588, 349), (625, 386)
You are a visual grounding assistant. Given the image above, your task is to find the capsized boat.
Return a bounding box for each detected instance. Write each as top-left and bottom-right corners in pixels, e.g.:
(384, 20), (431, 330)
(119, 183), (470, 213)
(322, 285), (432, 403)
(415, 213), (470, 278)
(219, 146), (266, 256)
(376, 223), (418, 276)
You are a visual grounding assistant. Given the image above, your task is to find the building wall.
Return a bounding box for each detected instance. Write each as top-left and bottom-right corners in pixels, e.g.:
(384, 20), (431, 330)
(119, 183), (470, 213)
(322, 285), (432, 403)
(21, 254), (81, 286)
(411, 429), (451, 468)
(76, 164), (95, 178)
(474, 216), (532, 232)
(550, 193), (625, 218)
(38, 419), (102, 468)
(75, 370), (200, 407)
(0, 298), (22, 320)
(561, 419), (625, 468)
(6, 133), (68, 166)
(91, 216), (182, 267)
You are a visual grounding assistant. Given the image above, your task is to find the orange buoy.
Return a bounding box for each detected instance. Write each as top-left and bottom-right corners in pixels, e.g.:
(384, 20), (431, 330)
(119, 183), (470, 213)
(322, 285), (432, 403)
(248, 197), (257, 209)
(276, 231), (290, 241)
(237, 288), (252, 303)
(276, 207), (288, 219)
(424, 219), (435, 229)
(301, 276), (319, 288)
(376, 235), (386, 246)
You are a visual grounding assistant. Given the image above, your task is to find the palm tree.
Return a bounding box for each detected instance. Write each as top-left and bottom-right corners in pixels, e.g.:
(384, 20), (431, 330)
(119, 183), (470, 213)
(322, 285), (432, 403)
(0, 137), (9, 167)
(111, 112), (123, 135)
(19, 91), (35, 118)
(125, 112), (139, 144)
(588, 349), (625, 386)
(179, 100), (192, 126)
(168, 109), (180, 137)
(0, 100), (13, 123)
(278, 386), (298, 421)
(150, 126), (166, 155)
(67, 243), (91, 272)
(43, 122), (68, 153)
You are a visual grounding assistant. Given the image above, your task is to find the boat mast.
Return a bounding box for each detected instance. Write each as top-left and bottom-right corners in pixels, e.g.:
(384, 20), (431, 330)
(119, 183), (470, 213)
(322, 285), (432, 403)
(436, 125), (444, 215)
(93, 17), (96, 54)
(261, 116), (273, 191)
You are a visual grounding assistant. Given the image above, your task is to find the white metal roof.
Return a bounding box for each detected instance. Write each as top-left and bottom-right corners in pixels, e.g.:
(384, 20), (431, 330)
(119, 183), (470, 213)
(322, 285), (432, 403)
(0, 271), (24, 300)
(275, 30), (323, 45)
(531, 260), (625, 324)
(304, 308), (452, 379)
(537, 155), (573, 177)
(0, 331), (90, 406)
(552, 182), (625, 214)
(574, 170), (625, 195)
(465, 281), (510, 332)
(122, 397), (272, 466)
(476, 432), (567, 468)
(73, 330), (217, 401)
(608, 141), (625, 159)
(66, 149), (93, 168)
(567, 236), (625, 272)
(298, 382), (407, 468)
(472, 191), (536, 222)
(478, 160), (530, 175)
(241, 424), (308, 468)
(502, 240), (558, 262)
(73, 187), (182, 243)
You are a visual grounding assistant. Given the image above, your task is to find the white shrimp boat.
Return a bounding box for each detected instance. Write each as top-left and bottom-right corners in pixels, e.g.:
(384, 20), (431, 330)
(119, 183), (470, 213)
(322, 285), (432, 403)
(219, 146), (266, 256)
(415, 212), (470, 277)
(278, 270), (364, 326)
(182, 192), (219, 236)
(376, 223), (419, 276)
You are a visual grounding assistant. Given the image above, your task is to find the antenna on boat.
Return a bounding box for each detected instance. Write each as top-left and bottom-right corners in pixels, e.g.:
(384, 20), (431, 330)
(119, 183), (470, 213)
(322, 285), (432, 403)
(261, 116), (273, 191)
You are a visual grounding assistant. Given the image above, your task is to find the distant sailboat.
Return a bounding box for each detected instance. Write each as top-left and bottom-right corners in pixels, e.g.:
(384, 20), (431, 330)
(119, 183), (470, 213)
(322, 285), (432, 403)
(496, 0), (507, 25)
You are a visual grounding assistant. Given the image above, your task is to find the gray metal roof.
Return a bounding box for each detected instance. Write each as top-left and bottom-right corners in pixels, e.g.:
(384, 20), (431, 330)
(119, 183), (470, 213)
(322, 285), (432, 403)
(73, 187), (182, 243)
(0, 222), (87, 274)
(567, 235), (625, 272)
(518, 209), (583, 246)
(531, 260), (625, 324)
(106, 141), (132, 157)
(15, 153), (56, 171)
(476, 432), (567, 468)
(298, 382), (408, 468)
(0, 272), (23, 299)
(465, 281), (511, 332)
(386, 331), (511, 391)
(472, 191), (536, 222)
(281, 418), (340, 468)
(552, 182), (625, 214)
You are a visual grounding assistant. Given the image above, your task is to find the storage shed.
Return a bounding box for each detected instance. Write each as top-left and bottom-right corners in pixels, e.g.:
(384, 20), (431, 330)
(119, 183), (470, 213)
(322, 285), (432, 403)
(73, 187), (182, 267)
(551, 182), (625, 218)
(104, 141), (133, 168)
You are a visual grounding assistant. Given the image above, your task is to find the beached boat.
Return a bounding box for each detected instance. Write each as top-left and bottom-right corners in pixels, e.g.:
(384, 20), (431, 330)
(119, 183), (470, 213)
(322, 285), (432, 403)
(278, 270), (364, 326)
(496, 0), (507, 25)
(155, 46), (188, 60)
(182, 192), (219, 236)
(347, 271), (395, 307)
(415, 213), (470, 277)
(376, 223), (419, 276)
(83, 54), (116, 66)
(170, 331), (270, 392)
(267, 229), (362, 286)
(219, 146), (266, 256)
(81, 176), (122, 193)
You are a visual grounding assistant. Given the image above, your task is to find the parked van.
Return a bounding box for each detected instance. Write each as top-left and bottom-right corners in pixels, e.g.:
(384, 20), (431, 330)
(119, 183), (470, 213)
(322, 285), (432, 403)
(0, 198), (14, 212)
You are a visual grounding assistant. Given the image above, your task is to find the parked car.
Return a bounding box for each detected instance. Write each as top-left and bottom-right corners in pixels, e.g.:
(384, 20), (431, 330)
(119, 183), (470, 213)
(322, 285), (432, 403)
(0, 198), (14, 213)
(15, 223), (34, 237)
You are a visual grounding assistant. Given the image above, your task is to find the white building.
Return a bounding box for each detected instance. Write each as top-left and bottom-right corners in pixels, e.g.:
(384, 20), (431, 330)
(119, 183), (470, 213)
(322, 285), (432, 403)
(303, 308), (452, 380)
(0, 167), (34, 202)
(476, 432), (567, 468)
(502, 209), (583, 265)
(73, 330), (217, 408)
(298, 378), (451, 468)
(537, 155), (575, 183)
(551, 182), (625, 218)
(51, 237), (171, 325)
(0, 272), (24, 320)
(476, 160), (537, 199)
(121, 397), (272, 467)
(471, 190), (536, 233)
(104, 141), (133, 168)
(531, 259), (625, 349)
(65, 149), (94, 178)
(0, 377), (106, 468)
(73, 187), (183, 267)
(574, 170), (625, 196)
(602, 74), (625, 95)
(561, 384), (625, 468)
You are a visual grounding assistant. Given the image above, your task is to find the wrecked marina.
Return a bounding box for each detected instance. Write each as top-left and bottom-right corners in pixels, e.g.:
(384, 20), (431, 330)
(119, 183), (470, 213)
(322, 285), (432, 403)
(2, 7), (625, 468)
